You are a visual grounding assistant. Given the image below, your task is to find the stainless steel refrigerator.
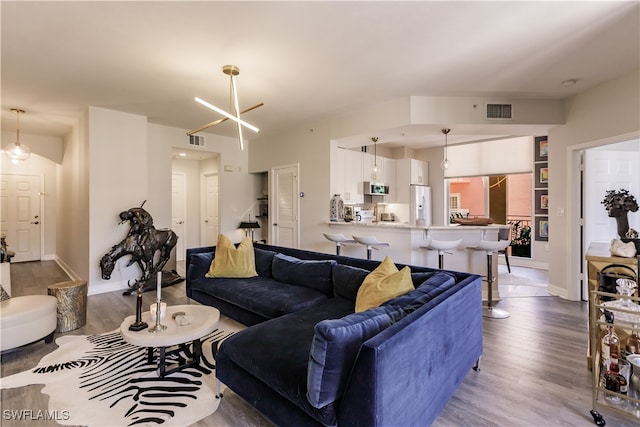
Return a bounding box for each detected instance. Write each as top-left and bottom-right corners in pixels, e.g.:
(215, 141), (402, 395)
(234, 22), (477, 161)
(410, 185), (432, 226)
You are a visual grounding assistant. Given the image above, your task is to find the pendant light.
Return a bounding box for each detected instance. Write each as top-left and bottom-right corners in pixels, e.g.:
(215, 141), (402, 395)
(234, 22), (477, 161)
(371, 137), (379, 180)
(4, 109), (30, 164)
(440, 128), (451, 171)
(190, 65), (263, 151)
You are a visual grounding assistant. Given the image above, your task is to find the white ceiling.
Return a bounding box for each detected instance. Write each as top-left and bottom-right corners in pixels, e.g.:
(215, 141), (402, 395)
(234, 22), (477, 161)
(2, 1), (639, 150)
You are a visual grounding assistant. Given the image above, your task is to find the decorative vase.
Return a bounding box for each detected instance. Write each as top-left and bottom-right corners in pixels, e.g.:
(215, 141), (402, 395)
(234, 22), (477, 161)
(330, 194), (344, 222)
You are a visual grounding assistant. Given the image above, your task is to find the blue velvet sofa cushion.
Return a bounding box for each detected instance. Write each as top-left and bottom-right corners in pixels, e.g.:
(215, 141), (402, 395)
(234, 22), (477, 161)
(272, 253), (337, 296)
(410, 271), (438, 288)
(306, 305), (403, 409)
(254, 247), (276, 278)
(189, 276), (329, 319)
(384, 271), (457, 314)
(218, 298), (355, 426)
(187, 251), (214, 278)
(331, 264), (370, 301)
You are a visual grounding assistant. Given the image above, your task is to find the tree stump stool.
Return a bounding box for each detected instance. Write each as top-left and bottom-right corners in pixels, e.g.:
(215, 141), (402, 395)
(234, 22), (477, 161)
(47, 280), (88, 332)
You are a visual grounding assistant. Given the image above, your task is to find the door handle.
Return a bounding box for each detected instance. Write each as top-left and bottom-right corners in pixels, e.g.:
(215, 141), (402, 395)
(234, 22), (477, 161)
(273, 223), (278, 226)
(31, 221), (39, 225)
(205, 220), (209, 223)
(178, 221), (184, 224)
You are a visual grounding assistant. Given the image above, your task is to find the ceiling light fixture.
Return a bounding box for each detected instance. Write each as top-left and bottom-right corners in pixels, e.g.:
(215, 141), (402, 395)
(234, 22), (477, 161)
(189, 65), (263, 150)
(4, 109), (30, 165)
(371, 137), (379, 180)
(561, 78), (578, 87)
(440, 128), (451, 171)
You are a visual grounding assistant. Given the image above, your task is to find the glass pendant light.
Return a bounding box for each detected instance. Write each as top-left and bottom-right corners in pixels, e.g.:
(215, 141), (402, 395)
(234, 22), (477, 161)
(440, 128), (451, 171)
(4, 109), (30, 164)
(371, 137), (379, 180)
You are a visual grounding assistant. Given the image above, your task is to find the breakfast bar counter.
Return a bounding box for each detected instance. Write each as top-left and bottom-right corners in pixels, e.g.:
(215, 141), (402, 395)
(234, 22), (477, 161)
(326, 222), (511, 301)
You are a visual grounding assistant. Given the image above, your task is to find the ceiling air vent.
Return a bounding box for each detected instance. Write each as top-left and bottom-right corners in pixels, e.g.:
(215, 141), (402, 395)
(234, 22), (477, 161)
(486, 103), (513, 120)
(189, 135), (206, 147)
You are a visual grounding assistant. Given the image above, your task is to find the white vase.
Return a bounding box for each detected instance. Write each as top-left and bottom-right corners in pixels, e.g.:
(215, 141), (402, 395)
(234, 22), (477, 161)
(330, 194), (344, 222)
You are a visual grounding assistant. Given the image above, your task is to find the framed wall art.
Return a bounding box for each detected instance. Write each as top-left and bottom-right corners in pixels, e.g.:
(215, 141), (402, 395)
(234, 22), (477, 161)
(535, 190), (549, 214)
(534, 136), (548, 162)
(536, 216), (549, 241)
(535, 163), (548, 188)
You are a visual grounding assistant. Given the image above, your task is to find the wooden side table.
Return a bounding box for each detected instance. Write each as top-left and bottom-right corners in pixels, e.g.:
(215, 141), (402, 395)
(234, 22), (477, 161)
(47, 280), (88, 332)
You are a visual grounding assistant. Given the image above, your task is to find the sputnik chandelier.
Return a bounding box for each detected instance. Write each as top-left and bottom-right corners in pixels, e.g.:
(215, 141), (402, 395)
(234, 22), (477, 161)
(189, 65), (263, 150)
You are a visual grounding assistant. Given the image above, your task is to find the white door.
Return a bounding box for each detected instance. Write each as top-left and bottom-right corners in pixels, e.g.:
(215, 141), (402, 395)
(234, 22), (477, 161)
(0, 174), (41, 262)
(171, 173), (186, 262)
(271, 164), (299, 248)
(202, 174), (219, 246)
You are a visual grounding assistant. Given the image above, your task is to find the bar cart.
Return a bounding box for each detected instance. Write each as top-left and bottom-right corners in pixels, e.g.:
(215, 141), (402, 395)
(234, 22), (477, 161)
(590, 283), (640, 426)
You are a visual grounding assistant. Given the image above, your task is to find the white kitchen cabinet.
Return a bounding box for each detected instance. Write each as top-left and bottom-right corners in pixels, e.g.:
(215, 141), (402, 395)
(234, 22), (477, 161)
(396, 158), (429, 203)
(343, 149), (363, 204)
(330, 145), (346, 198)
(383, 157), (397, 203)
(410, 159), (429, 185)
(363, 151), (385, 183)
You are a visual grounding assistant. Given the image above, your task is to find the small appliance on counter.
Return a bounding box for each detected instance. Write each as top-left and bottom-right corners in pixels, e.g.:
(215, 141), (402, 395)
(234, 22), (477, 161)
(380, 213), (395, 222)
(344, 206), (360, 222)
(358, 209), (375, 223)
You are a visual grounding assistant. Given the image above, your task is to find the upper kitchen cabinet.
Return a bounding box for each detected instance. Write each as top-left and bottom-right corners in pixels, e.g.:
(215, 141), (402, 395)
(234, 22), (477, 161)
(383, 157), (397, 203)
(331, 147), (363, 204)
(344, 149), (364, 203)
(396, 158), (429, 203)
(330, 146), (346, 198)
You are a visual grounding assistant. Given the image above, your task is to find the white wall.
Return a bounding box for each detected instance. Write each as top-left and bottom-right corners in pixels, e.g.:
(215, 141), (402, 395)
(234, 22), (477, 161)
(56, 112), (89, 282)
(88, 107), (149, 293)
(548, 68), (640, 300)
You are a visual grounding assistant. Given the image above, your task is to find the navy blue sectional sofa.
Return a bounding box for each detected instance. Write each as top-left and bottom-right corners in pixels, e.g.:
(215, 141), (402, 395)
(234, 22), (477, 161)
(186, 243), (483, 427)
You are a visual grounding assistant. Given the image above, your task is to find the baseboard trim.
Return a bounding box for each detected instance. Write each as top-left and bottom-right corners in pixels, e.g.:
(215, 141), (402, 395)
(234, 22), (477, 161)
(55, 257), (80, 281)
(547, 283), (570, 300)
(88, 280), (129, 296)
(499, 258), (549, 270)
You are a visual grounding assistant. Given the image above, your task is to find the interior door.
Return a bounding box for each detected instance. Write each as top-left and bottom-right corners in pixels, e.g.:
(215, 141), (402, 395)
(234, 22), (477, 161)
(271, 164), (299, 248)
(0, 174), (41, 262)
(171, 173), (186, 262)
(202, 174), (219, 246)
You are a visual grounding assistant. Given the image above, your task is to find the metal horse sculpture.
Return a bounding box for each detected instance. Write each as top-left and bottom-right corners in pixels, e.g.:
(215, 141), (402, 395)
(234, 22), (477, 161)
(100, 206), (178, 294)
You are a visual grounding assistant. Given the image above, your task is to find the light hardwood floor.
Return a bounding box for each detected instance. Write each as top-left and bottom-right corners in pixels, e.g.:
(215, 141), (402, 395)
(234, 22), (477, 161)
(2, 261), (638, 426)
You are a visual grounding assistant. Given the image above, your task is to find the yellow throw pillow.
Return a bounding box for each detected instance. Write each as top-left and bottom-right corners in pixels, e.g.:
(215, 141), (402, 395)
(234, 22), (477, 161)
(355, 256), (413, 312)
(206, 234), (258, 278)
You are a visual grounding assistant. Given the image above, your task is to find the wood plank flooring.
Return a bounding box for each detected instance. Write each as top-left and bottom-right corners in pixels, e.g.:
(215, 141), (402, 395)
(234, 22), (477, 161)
(2, 261), (639, 426)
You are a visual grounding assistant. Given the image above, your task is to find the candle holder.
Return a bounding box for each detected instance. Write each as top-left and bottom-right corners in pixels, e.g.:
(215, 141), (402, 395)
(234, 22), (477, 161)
(129, 282), (148, 331)
(149, 295), (167, 333)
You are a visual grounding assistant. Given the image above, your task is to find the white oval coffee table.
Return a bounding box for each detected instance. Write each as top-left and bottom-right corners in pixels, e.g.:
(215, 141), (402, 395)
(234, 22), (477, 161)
(120, 304), (220, 377)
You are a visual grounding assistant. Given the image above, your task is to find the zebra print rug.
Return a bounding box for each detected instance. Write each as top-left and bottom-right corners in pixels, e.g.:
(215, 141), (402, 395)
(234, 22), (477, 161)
(0, 324), (239, 426)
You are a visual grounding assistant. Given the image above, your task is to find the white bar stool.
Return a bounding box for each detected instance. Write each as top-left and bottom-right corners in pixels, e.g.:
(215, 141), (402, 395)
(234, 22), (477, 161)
(352, 235), (390, 260)
(466, 239), (511, 319)
(420, 239), (462, 269)
(322, 233), (356, 256)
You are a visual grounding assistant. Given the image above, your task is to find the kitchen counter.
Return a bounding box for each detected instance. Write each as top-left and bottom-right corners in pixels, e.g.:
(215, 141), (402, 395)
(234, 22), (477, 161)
(328, 221), (509, 231)
(325, 222), (511, 302)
